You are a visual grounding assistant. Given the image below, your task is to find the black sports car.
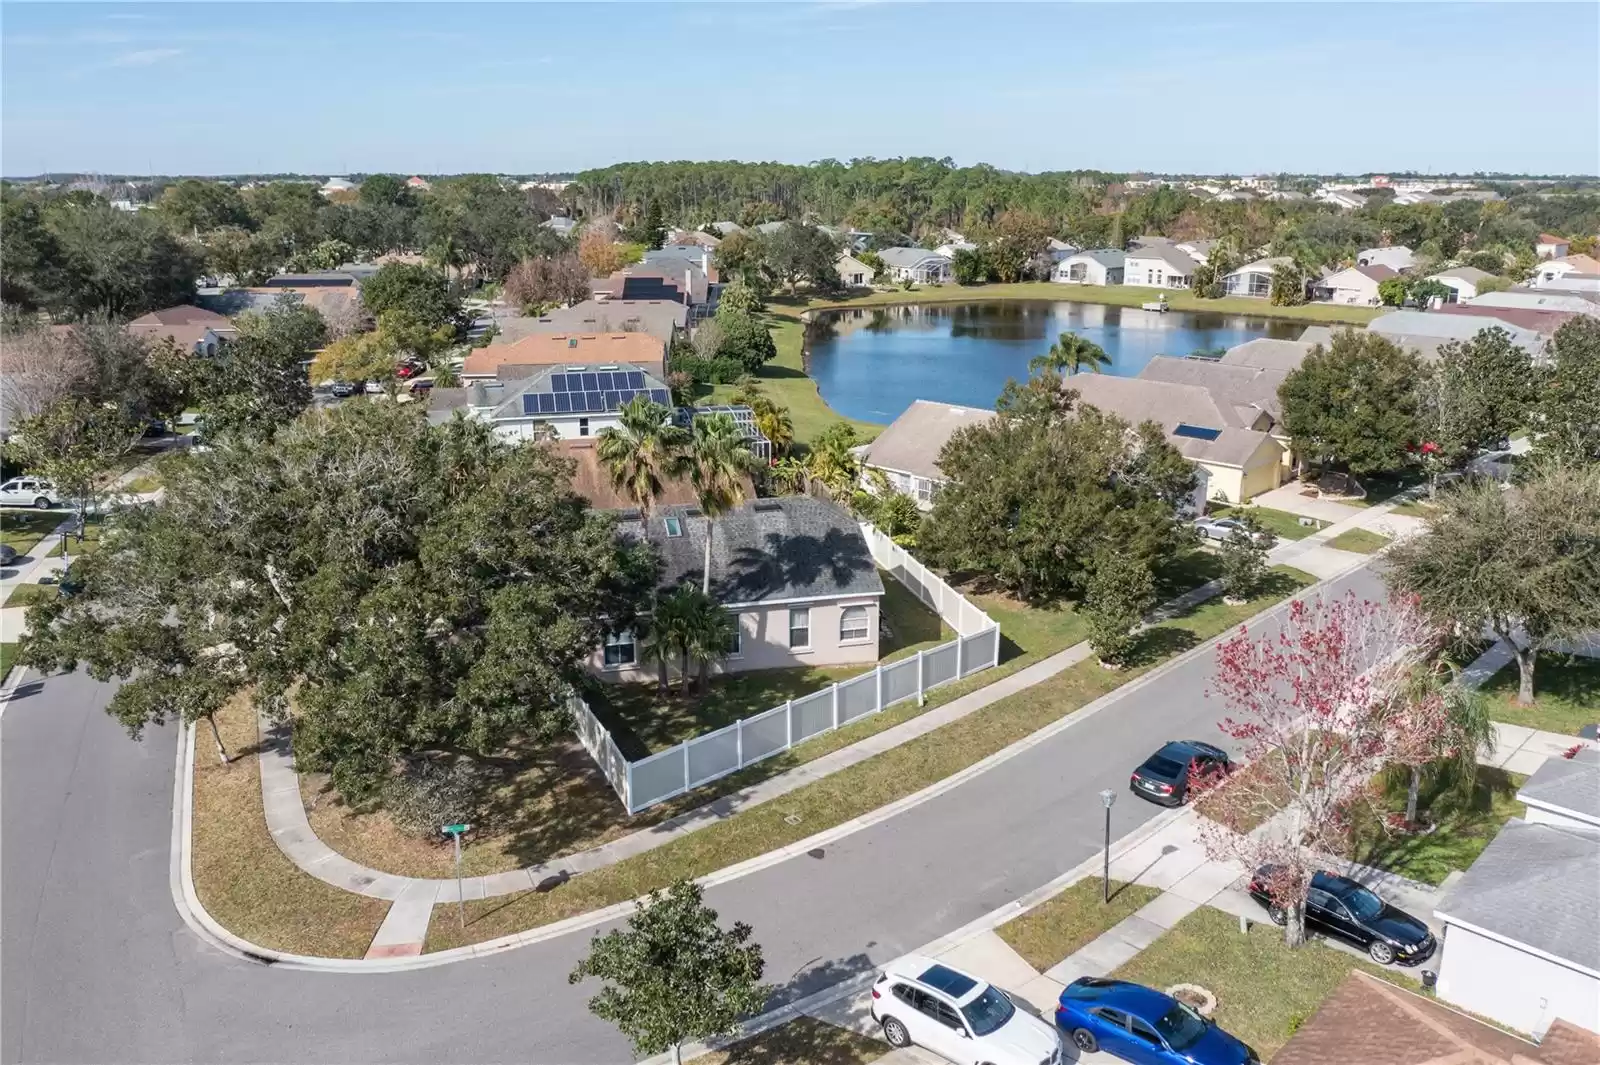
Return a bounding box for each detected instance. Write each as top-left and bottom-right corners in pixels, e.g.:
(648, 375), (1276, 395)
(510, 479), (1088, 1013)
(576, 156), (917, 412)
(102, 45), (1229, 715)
(1248, 867), (1436, 965)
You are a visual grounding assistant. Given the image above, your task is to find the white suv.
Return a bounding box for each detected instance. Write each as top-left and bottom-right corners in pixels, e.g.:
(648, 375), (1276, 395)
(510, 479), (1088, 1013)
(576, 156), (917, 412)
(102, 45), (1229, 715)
(0, 477), (62, 510)
(870, 955), (1062, 1065)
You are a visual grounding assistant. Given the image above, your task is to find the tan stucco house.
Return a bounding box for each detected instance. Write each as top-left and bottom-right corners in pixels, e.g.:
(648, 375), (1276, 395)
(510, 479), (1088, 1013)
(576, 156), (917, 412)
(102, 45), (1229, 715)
(594, 496), (885, 681)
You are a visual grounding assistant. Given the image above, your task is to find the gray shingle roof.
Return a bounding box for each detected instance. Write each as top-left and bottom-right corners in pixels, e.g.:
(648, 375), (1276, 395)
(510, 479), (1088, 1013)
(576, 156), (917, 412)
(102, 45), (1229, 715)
(1137, 356), (1288, 421)
(1221, 338), (1317, 371)
(492, 299), (686, 346)
(1064, 249), (1126, 268)
(618, 496), (884, 606)
(1518, 749), (1600, 824)
(877, 246), (950, 269)
(1067, 373), (1277, 468)
(862, 400), (997, 482)
(1429, 265), (1495, 285)
(1436, 819), (1600, 971)
(1126, 245), (1199, 273)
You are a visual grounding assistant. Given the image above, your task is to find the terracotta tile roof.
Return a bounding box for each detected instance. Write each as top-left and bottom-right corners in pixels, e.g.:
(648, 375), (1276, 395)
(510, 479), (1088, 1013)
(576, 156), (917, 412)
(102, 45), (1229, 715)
(463, 332), (665, 376)
(1539, 233), (1567, 244)
(128, 304), (234, 328)
(553, 438), (710, 511)
(1273, 971), (1570, 1065)
(127, 322), (221, 350)
(1435, 304), (1575, 337)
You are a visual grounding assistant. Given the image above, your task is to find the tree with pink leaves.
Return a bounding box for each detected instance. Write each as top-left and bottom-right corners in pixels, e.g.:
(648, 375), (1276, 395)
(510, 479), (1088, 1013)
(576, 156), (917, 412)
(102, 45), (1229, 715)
(1189, 590), (1446, 948)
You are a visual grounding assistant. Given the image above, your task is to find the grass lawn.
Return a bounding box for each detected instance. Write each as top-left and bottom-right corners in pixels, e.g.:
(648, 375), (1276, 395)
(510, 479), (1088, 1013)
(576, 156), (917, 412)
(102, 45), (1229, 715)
(123, 473), (162, 494)
(587, 571), (949, 758)
(705, 315), (884, 445)
(0, 509), (64, 557)
(1325, 528), (1391, 555)
(1112, 906), (1394, 1061)
(1478, 654), (1600, 736)
(1346, 767), (1525, 886)
(192, 696), (390, 958)
(3, 582), (58, 609)
(779, 284), (1384, 327)
(422, 565), (1315, 952)
(702, 1016), (884, 1065)
(1210, 505), (1325, 541)
(996, 877), (1161, 971)
(45, 517), (104, 558)
(0, 643), (16, 683)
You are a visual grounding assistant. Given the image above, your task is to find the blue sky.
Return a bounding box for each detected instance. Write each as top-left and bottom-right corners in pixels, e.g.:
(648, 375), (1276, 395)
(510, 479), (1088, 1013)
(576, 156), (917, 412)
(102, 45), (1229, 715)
(3, 2), (1596, 178)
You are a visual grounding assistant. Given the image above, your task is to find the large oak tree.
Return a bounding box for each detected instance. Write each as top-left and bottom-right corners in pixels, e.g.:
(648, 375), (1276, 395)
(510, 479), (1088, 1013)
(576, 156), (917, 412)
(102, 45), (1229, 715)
(1278, 329), (1426, 476)
(19, 402), (657, 798)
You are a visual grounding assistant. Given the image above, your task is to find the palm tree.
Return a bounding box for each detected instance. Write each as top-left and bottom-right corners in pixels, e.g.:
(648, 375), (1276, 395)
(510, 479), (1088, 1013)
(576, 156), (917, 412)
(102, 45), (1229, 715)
(753, 404), (793, 456)
(1399, 660), (1498, 825)
(1028, 332), (1112, 377)
(806, 427), (860, 502)
(643, 588), (695, 694)
(681, 589), (736, 694)
(595, 395), (689, 515)
(769, 455), (808, 495)
(685, 413), (755, 595)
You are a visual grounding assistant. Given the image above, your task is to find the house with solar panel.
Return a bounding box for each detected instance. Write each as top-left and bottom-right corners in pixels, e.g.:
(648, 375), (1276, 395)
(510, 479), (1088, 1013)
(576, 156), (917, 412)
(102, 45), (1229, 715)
(441, 365), (675, 441)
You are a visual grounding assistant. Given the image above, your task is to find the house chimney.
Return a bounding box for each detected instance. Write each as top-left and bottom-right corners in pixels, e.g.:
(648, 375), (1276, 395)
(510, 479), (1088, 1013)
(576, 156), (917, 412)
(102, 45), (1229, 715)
(701, 251), (710, 273)
(686, 267), (694, 300)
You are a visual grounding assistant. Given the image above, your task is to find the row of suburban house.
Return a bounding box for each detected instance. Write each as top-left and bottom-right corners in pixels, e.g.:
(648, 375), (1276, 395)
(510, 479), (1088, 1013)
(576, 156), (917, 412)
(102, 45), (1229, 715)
(854, 285), (1593, 509)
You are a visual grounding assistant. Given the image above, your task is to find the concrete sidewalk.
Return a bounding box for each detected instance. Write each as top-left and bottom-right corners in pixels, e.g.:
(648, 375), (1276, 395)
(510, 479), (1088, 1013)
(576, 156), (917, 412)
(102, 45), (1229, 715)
(799, 808), (1444, 1065)
(1460, 640), (1596, 772)
(260, 555), (1372, 959)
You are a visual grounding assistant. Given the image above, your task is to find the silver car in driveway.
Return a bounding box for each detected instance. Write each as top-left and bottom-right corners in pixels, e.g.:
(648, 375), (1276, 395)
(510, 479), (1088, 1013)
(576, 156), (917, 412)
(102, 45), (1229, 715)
(1193, 516), (1268, 543)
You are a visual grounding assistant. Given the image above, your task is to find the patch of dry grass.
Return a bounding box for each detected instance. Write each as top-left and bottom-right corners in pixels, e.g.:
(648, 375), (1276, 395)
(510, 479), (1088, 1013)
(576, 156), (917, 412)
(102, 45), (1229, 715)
(996, 877), (1161, 971)
(190, 695), (389, 958)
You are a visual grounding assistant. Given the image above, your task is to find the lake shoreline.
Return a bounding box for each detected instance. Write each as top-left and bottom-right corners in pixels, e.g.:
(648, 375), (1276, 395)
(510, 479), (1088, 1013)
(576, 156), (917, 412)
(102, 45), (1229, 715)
(775, 282), (1382, 328)
(800, 299), (1308, 426)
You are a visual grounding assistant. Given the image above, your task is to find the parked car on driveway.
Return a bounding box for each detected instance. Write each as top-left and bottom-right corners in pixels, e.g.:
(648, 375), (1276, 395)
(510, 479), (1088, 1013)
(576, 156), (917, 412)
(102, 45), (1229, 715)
(1129, 740), (1231, 806)
(1247, 867), (1436, 965)
(1055, 977), (1258, 1063)
(329, 381), (359, 398)
(1192, 516), (1268, 543)
(871, 955), (1062, 1065)
(0, 477), (62, 510)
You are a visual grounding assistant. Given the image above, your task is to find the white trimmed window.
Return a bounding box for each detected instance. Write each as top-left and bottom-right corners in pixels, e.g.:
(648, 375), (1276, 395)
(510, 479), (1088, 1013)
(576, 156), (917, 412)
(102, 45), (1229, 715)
(839, 605), (870, 643)
(603, 630), (636, 668)
(726, 613), (742, 657)
(788, 607), (810, 649)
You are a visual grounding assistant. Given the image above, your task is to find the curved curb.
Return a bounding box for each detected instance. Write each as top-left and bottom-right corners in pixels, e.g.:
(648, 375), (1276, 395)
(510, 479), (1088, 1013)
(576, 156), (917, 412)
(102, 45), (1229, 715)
(171, 560), (1374, 973)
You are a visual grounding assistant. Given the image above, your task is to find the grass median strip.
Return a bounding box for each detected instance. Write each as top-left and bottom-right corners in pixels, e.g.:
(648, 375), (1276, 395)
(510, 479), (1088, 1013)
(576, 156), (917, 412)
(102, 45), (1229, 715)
(703, 1016), (884, 1065)
(1111, 906), (1394, 1061)
(191, 696), (390, 958)
(1326, 528), (1391, 555)
(996, 877), (1161, 972)
(422, 566), (1314, 952)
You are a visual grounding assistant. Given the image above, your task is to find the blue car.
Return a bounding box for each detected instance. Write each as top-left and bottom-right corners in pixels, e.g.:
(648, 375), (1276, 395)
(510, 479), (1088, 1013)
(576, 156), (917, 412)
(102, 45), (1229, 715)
(1054, 978), (1258, 1064)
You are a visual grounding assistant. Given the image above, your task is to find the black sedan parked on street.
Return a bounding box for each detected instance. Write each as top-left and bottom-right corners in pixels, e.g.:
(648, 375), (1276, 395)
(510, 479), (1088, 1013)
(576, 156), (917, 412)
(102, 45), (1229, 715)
(1129, 740), (1231, 806)
(1247, 867), (1436, 965)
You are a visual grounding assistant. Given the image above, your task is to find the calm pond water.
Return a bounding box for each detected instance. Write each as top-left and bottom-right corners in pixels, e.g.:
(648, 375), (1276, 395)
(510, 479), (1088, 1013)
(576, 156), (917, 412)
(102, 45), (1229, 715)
(805, 300), (1304, 424)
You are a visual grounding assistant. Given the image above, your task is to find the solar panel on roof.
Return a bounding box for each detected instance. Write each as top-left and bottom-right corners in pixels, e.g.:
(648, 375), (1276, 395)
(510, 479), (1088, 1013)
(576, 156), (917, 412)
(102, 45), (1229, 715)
(918, 964), (977, 999)
(626, 371), (644, 389)
(605, 390), (620, 408)
(551, 374), (568, 392)
(554, 392), (571, 413)
(585, 391), (603, 411)
(649, 389), (669, 404)
(580, 373), (599, 391)
(521, 394), (539, 415)
(595, 371), (612, 390)
(537, 393), (555, 413)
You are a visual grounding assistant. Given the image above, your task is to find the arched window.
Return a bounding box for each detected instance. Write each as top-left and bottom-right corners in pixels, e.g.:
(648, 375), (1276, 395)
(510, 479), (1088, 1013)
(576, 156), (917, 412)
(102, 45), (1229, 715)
(839, 605), (870, 643)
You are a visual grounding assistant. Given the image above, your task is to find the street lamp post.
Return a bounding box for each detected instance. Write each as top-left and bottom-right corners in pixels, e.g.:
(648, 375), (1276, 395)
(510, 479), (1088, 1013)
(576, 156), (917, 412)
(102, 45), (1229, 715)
(1099, 789), (1116, 903)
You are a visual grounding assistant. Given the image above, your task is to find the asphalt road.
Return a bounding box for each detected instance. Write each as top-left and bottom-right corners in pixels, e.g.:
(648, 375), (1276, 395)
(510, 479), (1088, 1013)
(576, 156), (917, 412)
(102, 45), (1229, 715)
(1, 562), (1385, 1065)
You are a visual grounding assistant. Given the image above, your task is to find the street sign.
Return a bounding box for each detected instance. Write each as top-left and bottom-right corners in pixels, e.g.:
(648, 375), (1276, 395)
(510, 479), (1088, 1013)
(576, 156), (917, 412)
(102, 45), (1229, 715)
(441, 824), (472, 928)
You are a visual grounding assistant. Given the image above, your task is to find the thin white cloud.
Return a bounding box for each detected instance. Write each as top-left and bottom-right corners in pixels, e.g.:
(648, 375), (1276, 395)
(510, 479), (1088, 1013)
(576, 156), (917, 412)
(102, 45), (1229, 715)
(105, 12), (152, 20)
(109, 47), (183, 67)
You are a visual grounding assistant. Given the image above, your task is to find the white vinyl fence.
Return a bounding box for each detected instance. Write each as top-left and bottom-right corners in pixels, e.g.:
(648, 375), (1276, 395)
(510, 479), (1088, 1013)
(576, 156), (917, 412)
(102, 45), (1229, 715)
(569, 522), (1002, 815)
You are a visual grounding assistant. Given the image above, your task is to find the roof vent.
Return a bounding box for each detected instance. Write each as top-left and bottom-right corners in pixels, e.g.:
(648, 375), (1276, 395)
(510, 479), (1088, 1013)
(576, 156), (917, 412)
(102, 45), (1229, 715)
(752, 501), (784, 513)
